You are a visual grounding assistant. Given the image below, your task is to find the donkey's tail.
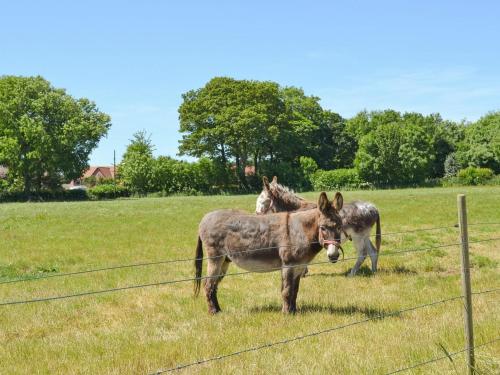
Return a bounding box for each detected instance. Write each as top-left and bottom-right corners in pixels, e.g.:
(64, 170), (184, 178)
(194, 236), (203, 297)
(375, 214), (381, 252)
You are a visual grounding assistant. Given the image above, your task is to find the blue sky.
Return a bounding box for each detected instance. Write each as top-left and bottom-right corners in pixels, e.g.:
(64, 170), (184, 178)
(1, 1), (499, 165)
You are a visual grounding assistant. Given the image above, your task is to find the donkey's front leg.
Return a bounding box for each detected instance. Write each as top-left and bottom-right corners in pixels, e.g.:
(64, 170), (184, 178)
(349, 254), (366, 277)
(349, 235), (367, 277)
(281, 266), (302, 314)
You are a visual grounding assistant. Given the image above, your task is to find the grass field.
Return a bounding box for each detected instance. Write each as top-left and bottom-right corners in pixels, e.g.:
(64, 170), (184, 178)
(0, 187), (499, 374)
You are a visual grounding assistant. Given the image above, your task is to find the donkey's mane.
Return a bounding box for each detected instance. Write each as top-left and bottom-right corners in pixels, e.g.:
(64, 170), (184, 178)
(270, 182), (308, 210)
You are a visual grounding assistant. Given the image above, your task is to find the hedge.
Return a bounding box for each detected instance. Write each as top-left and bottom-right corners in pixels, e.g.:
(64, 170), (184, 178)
(88, 184), (130, 200)
(0, 189), (88, 203)
(310, 168), (369, 190)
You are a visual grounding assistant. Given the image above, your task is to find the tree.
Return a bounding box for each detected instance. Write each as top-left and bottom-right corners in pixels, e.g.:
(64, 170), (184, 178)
(324, 111), (357, 169)
(456, 112), (500, 173)
(0, 76), (111, 195)
(401, 112), (463, 178)
(179, 77), (283, 187)
(345, 109), (401, 142)
(119, 131), (155, 195)
(178, 77), (345, 188)
(355, 123), (403, 185)
(354, 122), (434, 186)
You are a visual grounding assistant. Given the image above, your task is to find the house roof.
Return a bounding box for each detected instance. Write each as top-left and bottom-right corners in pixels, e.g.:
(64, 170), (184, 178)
(82, 166), (115, 179)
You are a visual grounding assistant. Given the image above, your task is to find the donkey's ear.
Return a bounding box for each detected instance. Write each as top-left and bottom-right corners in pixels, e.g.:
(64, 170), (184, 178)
(272, 176), (278, 184)
(318, 192), (330, 213)
(332, 192), (343, 211)
(263, 176), (270, 192)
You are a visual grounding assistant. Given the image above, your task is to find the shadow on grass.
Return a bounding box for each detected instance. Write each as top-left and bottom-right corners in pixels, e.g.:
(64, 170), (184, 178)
(250, 302), (400, 318)
(307, 265), (417, 278)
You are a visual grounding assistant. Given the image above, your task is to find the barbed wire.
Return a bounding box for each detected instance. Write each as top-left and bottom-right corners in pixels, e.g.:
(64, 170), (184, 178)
(151, 292), (499, 374)
(467, 222), (500, 227)
(471, 288), (500, 295)
(386, 337), (500, 374)
(471, 287), (500, 295)
(370, 224), (457, 237)
(1, 223), (459, 285)
(1, 239), (499, 306)
(2, 218), (497, 286)
(0, 241), (464, 306)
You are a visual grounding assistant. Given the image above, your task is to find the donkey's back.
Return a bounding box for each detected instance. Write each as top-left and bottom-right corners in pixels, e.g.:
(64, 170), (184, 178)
(198, 209), (287, 257)
(341, 201), (379, 233)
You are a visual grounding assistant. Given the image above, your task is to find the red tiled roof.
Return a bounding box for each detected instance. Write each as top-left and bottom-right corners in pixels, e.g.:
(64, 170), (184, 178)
(82, 166), (115, 179)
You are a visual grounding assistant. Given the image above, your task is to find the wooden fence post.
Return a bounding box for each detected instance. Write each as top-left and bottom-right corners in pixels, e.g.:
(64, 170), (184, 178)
(457, 194), (475, 374)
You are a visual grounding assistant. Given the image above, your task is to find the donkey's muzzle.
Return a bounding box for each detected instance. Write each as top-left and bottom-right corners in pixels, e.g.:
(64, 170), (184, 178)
(328, 253), (339, 263)
(325, 241), (343, 263)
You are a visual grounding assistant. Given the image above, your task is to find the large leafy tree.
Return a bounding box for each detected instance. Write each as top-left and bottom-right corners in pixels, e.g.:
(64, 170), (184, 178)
(354, 123), (403, 185)
(178, 77), (345, 187)
(0, 75), (111, 194)
(354, 122), (434, 186)
(456, 112), (500, 172)
(345, 109), (401, 142)
(324, 111), (357, 169)
(119, 131), (155, 195)
(178, 77), (283, 186)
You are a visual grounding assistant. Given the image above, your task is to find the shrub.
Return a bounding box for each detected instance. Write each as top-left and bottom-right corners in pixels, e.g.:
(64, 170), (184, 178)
(443, 153), (461, 177)
(457, 167), (494, 185)
(88, 184), (130, 200)
(299, 156), (318, 177)
(0, 189), (88, 202)
(259, 160), (309, 191)
(487, 174), (500, 185)
(310, 168), (367, 190)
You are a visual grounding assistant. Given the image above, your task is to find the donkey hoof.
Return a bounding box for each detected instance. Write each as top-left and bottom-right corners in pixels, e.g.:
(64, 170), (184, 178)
(208, 308), (221, 315)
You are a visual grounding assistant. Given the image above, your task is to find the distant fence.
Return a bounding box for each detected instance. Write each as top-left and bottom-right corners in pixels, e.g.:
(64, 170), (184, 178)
(0, 195), (499, 374)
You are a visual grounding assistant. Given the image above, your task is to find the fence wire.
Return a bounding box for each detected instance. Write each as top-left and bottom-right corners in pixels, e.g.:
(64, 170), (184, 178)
(1, 239), (499, 307)
(0, 223), (459, 285)
(1, 219), (497, 286)
(386, 337), (500, 374)
(151, 289), (500, 374)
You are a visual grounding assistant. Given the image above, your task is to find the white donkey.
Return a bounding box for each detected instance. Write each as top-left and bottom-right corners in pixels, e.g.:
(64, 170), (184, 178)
(256, 176), (381, 276)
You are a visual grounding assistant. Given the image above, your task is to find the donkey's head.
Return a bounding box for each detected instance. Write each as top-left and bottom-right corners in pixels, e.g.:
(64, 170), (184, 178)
(317, 192), (344, 263)
(256, 176), (275, 214)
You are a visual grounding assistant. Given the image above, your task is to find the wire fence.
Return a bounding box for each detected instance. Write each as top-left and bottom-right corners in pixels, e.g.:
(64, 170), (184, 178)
(1, 237), (499, 307)
(1, 216), (498, 373)
(150, 288), (500, 374)
(386, 337), (500, 374)
(0, 223), (461, 285)
(0, 221), (497, 286)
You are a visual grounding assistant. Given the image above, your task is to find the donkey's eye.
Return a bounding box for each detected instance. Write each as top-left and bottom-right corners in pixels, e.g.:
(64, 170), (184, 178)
(319, 226), (326, 231)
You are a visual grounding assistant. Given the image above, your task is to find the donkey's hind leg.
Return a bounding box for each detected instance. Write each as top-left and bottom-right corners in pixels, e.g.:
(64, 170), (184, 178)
(204, 255), (227, 314)
(367, 238), (378, 273)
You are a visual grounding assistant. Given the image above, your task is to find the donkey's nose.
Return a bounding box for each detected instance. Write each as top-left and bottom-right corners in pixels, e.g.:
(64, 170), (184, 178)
(328, 254), (339, 263)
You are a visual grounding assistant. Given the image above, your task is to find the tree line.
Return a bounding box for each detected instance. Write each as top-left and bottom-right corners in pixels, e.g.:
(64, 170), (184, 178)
(1, 75), (499, 200)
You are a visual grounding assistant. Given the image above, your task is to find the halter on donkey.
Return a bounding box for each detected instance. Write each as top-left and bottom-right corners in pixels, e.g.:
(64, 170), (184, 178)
(256, 176), (381, 276)
(195, 192), (344, 314)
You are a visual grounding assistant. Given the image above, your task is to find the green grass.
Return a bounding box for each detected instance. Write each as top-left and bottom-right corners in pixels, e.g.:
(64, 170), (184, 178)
(0, 186), (499, 374)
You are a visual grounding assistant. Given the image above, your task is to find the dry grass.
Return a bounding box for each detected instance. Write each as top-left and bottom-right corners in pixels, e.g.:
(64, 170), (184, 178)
(0, 186), (499, 374)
